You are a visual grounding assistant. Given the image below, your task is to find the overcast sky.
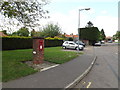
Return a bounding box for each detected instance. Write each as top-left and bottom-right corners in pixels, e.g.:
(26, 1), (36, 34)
(0, 0), (119, 36)
(39, 0), (119, 36)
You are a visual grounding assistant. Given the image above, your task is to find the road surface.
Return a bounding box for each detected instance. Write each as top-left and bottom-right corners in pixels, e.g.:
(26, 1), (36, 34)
(74, 43), (118, 88)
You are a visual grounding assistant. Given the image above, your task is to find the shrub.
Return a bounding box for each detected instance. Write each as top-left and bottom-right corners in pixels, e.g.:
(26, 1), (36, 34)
(45, 37), (64, 40)
(2, 37), (32, 50)
(2, 36), (63, 50)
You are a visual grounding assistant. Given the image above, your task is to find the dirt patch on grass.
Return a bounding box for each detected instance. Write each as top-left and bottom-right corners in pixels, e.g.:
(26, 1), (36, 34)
(22, 61), (59, 71)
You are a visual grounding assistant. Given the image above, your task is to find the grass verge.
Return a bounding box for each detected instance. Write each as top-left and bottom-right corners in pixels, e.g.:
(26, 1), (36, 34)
(2, 47), (82, 82)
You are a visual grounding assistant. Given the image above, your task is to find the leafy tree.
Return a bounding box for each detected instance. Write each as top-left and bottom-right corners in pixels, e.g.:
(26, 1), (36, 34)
(17, 27), (29, 37)
(85, 21), (94, 28)
(30, 29), (43, 37)
(0, 0), (49, 28)
(113, 31), (120, 40)
(1, 30), (7, 35)
(30, 29), (36, 37)
(41, 23), (61, 38)
(99, 29), (106, 40)
(11, 31), (17, 36)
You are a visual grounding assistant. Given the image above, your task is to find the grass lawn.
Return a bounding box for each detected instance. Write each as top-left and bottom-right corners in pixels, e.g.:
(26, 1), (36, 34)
(2, 47), (82, 82)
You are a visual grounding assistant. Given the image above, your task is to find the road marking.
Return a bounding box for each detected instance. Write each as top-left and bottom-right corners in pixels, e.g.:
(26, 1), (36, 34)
(86, 82), (92, 88)
(41, 64), (59, 72)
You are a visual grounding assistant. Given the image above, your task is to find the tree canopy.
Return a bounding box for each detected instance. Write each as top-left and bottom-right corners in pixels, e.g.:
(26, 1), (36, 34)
(99, 29), (106, 40)
(0, 0), (49, 28)
(41, 23), (61, 38)
(113, 31), (120, 40)
(85, 21), (94, 28)
(12, 27), (29, 37)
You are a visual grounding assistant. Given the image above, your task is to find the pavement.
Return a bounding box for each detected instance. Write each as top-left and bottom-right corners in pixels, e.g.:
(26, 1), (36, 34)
(2, 46), (96, 89)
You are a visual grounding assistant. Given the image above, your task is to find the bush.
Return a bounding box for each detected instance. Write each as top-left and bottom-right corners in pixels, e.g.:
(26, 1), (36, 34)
(2, 36), (32, 50)
(45, 37), (64, 40)
(45, 39), (63, 47)
(2, 36), (63, 50)
(67, 37), (73, 41)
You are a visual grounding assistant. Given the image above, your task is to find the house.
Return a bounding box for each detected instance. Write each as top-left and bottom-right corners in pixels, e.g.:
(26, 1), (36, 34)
(64, 34), (78, 41)
(0, 32), (7, 37)
(64, 33), (89, 45)
(106, 36), (112, 41)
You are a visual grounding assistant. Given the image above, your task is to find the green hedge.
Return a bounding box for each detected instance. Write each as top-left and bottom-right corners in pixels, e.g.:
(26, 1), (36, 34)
(2, 37), (63, 50)
(79, 27), (100, 41)
(45, 39), (63, 47)
(79, 27), (100, 45)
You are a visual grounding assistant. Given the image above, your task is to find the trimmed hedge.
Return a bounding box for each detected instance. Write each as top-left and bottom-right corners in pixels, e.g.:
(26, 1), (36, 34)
(79, 27), (100, 41)
(79, 27), (100, 45)
(2, 37), (63, 50)
(45, 39), (63, 47)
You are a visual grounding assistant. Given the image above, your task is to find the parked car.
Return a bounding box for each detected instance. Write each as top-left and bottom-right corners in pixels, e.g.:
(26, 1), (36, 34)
(108, 40), (112, 43)
(94, 41), (101, 46)
(101, 40), (105, 44)
(62, 41), (84, 50)
(75, 41), (86, 47)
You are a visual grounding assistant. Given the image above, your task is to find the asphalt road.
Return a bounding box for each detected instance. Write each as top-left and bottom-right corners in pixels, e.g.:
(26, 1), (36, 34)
(74, 43), (118, 88)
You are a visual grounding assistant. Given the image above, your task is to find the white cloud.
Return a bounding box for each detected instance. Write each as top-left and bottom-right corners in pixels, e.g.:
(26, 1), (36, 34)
(40, 7), (118, 37)
(93, 16), (118, 36)
(39, 7), (92, 34)
(101, 10), (108, 14)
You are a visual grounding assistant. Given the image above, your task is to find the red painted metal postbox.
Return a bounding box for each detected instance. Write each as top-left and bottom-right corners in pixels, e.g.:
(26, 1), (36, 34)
(39, 41), (44, 51)
(33, 37), (44, 64)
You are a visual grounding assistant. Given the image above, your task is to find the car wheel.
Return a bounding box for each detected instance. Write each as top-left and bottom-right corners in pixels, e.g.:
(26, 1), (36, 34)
(63, 46), (66, 49)
(75, 47), (79, 50)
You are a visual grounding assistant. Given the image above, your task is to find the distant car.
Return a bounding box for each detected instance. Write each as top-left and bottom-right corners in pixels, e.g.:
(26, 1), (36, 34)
(115, 40), (118, 43)
(94, 41), (101, 46)
(62, 41), (84, 50)
(108, 40), (112, 43)
(75, 41), (86, 47)
(101, 40), (105, 44)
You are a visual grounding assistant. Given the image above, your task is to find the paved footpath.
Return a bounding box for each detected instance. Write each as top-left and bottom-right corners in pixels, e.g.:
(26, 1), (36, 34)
(2, 46), (96, 88)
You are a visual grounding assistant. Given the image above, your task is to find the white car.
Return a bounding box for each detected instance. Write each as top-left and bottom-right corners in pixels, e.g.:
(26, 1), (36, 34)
(62, 41), (84, 50)
(94, 42), (101, 46)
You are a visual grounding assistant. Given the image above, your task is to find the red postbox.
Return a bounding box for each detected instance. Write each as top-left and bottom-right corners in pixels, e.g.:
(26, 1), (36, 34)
(33, 37), (44, 64)
(39, 41), (43, 51)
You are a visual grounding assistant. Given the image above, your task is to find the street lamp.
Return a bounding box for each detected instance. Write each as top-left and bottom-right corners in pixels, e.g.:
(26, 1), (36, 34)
(77, 8), (90, 52)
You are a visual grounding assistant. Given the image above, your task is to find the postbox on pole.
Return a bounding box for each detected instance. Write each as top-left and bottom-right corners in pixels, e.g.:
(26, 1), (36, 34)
(33, 37), (44, 64)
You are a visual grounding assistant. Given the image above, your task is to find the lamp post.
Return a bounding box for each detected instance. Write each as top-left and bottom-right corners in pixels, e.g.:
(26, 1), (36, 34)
(77, 8), (90, 52)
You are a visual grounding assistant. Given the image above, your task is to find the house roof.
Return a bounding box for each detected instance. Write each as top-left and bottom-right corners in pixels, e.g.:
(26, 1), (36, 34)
(73, 35), (78, 38)
(0, 32), (7, 37)
(106, 36), (112, 39)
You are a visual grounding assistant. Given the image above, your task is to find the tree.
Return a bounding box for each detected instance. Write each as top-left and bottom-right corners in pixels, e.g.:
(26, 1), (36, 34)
(1, 30), (7, 35)
(30, 29), (43, 37)
(113, 31), (120, 40)
(99, 29), (106, 40)
(0, 0), (49, 29)
(11, 31), (18, 36)
(30, 29), (36, 37)
(17, 27), (29, 37)
(85, 21), (94, 28)
(41, 23), (61, 38)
